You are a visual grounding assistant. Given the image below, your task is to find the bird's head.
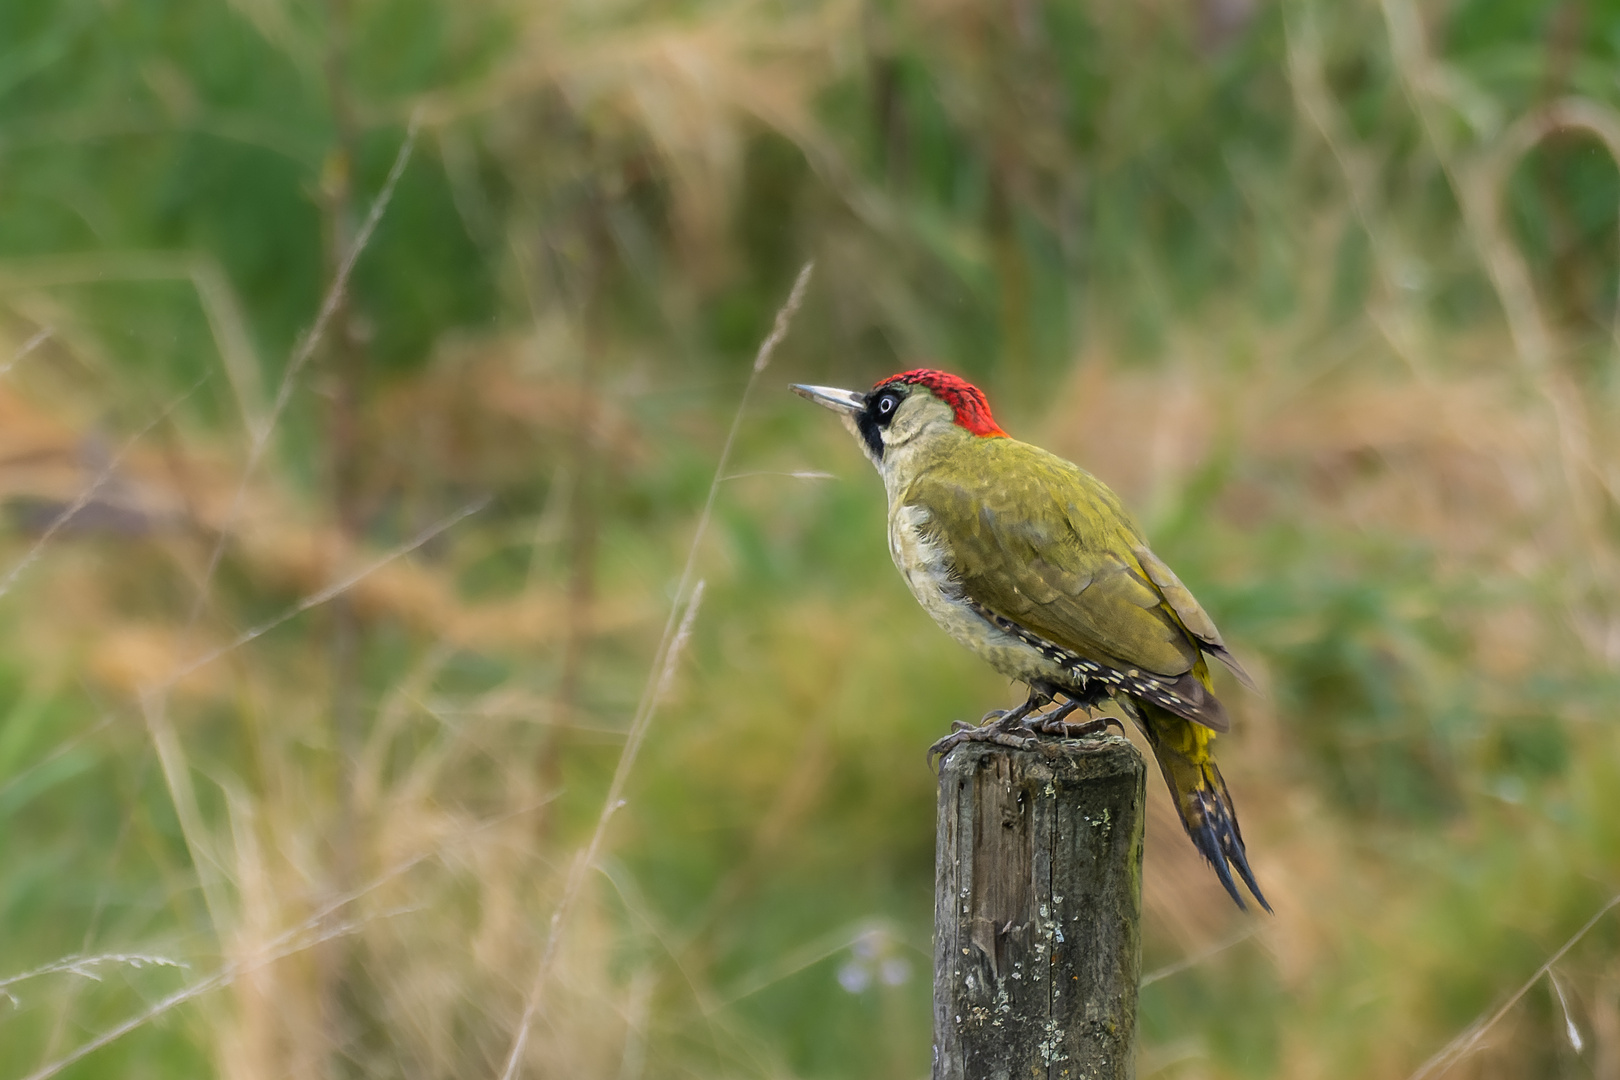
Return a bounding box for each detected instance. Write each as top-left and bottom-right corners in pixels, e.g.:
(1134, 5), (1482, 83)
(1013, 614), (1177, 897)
(792, 369), (1007, 470)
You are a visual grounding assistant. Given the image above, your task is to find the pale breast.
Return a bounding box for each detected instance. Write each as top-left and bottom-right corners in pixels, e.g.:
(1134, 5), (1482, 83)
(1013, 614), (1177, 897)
(887, 502), (1073, 687)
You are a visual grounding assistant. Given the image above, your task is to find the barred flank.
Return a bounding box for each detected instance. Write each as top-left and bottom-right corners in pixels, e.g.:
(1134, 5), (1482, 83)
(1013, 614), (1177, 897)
(967, 599), (1230, 732)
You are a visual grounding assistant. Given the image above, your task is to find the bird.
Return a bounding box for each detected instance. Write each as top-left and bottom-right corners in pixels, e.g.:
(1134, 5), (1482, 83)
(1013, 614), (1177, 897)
(792, 368), (1269, 911)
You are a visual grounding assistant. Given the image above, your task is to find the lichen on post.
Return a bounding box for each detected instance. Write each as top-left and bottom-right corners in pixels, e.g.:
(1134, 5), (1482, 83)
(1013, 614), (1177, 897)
(932, 736), (1146, 1079)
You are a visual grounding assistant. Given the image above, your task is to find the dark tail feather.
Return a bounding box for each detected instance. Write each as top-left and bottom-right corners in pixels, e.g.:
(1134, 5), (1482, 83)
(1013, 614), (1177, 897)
(1124, 698), (1271, 913)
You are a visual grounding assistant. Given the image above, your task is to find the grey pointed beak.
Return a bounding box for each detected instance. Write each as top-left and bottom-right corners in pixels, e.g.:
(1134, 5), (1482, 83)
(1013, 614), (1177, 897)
(791, 383), (866, 415)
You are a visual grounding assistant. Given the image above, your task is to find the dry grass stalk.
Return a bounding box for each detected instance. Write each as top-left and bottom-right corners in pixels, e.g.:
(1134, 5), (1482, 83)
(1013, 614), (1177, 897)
(1408, 890), (1620, 1079)
(21, 878), (417, 1080)
(188, 112), (421, 626)
(499, 259), (813, 1078)
(0, 327), (51, 378)
(0, 377), (204, 602)
(0, 953), (186, 1002)
(1376, 0), (1618, 622)
(158, 497), (491, 689)
(0, 253), (264, 431)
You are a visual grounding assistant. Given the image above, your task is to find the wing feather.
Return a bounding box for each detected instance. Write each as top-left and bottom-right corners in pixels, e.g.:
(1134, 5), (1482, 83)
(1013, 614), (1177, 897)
(1133, 545), (1257, 690)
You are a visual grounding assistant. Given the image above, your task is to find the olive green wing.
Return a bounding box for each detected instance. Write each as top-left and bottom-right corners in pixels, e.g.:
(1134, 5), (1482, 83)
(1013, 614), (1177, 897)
(1131, 543), (1256, 690)
(907, 441), (1238, 729)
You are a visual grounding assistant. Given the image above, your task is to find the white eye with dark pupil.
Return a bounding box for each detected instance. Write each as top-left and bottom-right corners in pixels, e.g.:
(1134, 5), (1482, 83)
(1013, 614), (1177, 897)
(878, 395), (896, 414)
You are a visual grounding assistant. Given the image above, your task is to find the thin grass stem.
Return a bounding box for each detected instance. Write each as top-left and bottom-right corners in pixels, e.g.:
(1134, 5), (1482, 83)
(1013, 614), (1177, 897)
(0, 953), (186, 998)
(1139, 925), (1259, 988)
(19, 796), (556, 1080)
(1408, 889), (1620, 1079)
(185, 112), (421, 628)
(162, 496), (490, 688)
(0, 376), (206, 602)
(0, 327), (50, 378)
(496, 261), (813, 1080)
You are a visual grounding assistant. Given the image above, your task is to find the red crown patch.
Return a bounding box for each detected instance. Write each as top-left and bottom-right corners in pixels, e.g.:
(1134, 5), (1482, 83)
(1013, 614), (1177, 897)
(874, 369), (1007, 438)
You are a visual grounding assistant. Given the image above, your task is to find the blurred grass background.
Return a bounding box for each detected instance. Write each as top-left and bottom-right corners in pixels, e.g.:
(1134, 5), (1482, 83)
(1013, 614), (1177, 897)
(2, 0), (1619, 1076)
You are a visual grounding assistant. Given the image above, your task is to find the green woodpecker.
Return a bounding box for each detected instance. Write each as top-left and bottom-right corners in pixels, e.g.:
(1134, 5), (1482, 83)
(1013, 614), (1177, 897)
(793, 369), (1268, 911)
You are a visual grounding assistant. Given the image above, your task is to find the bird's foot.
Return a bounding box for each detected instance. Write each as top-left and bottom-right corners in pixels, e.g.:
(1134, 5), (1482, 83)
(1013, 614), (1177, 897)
(1033, 713), (1125, 738)
(1021, 698), (1126, 739)
(975, 695), (1042, 730)
(929, 688), (1075, 770)
(927, 722), (1043, 771)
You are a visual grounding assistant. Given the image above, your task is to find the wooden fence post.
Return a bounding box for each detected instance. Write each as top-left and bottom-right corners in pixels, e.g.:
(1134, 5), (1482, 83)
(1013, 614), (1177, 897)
(933, 736), (1146, 1079)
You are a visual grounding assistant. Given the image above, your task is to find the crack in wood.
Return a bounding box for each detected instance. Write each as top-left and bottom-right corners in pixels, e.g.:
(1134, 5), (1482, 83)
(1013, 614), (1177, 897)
(932, 736), (1144, 1079)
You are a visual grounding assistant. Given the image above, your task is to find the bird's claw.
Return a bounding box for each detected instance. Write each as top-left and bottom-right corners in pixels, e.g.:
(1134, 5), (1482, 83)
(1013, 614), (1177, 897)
(928, 724), (1043, 771)
(1032, 714), (1125, 739)
(930, 700), (1126, 771)
(929, 687), (1075, 771)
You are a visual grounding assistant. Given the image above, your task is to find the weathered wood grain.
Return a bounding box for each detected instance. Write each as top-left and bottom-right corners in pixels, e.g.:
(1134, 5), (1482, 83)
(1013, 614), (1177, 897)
(933, 736), (1146, 1080)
